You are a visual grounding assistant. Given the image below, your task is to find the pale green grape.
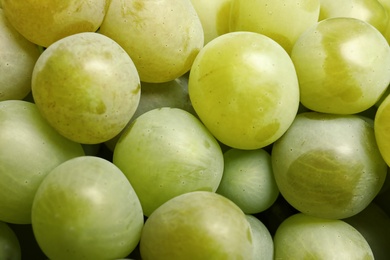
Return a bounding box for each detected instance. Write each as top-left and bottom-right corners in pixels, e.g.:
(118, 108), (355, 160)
(230, 0), (321, 53)
(245, 215), (273, 260)
(100, 0), (204, 83)
(2, 0), (108, 47)
(0, 221), (21, 260)
(32, 32), (140, 144)
(32, 156), (144, 260)
(105, 76), (196, 151)
(375, 93), (390, 166)
(319, 0), (389, 35)
(139, 191), (253, 259)
(291, 17), (390, 114)
(0, 100), (84, 224)
(274, 213), (374, 259)
(190, 0), (231, 44)
(113, 107), (224, 216)
(344, 203), (390, 259)
(0, 9), (41, 101)
(272, 112), (387, 219)
(189, 31), (299, 150)
(378, 0), (390, 43)
(216, 148), (279, 214)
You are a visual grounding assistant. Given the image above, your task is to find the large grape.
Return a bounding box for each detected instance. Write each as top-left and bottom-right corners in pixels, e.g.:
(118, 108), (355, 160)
(274, 213), (374, 259)
(1, 0), (108, 47)
(100, 0), (204, 83)
(291, 17), (390, 114)
(32, 32), (140, 144)
(113, 107), (224, 216)
(189, 31), (299, 149)
(0, 100), (84, 224)
(0, 9), (41, 101)
(32, 156), (144, 260)
(139, 191), (254, 259)
(272, 112), (387, 219)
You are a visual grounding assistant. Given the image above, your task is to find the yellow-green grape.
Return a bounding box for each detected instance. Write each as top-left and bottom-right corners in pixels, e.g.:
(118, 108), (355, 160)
(0, 221), (21, 260)
(375, 93), (390, 166)
(291, 17), (390, 114)
(139, 191), (254, 259)
(378, 0), (390, 44)
(100, 0), (204, 83)
(31, 156), (144, 260)
(113, 108), (224, 217)
(189, 31), (300, 150)
(32, 32), (141, 144)
(230, 0), (321, 53)
(274, 213), (374, 259)
(2, 0), (109, 47)
(216, 148), (279, 214)
(319, 0), (389, 35)
(272, 112), (387, 219)
(190, 0), (231, 44)
(0, 9), (41, 101)
(245, 215), (274, 260)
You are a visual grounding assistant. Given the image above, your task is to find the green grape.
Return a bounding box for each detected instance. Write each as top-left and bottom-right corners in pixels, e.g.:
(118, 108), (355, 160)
(274, 213), (374, 259)
(0, 100), (84, 224)
(105, 76), (196, 151)
(1, 0), (109, 47)
(31, 156), (144, 260)
(245, 215), (273, 260)
(188, 31), (300, 150)
(0, 9), (41, 101)
(0, 221), (21, 260)
(32, 32), (140, 144)
(344, 203), (390, 259)
(100, 0), (204, 83)
(216, 148), (279, 214)
(229, 0), (321, 53)
(190, 0), (231, 44)
(291, 17), (390, 114)
(375, 93), (390, 166)
(113, 107), (224, 216)
(378, 0), (390, 43)
(272, 112), (387, 219)
(139, 191), (254, 259)
(319, 0), (389, 35)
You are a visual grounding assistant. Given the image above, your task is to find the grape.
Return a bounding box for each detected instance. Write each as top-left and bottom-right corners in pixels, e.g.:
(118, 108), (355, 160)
(113, 107), (224, 216)
(190, 0), (231, 44)
(0, 100), (84, 224)
(31, 156), (144, 260)
(100, 0), (204, 83)
(375, 93), (390, 167)
(291, 17), (390, 114)
(319, 0), (389, 35)
(216, 148), (279, 214)
(378, 0), (390, 43)
(1, 0), (108, 47)
(139, 191), (253, 259)
(245, 215), (273, 260)
(272, 112), (387, 219)
(0, 9), (41, 101)
(32, 32), (140, 144)
(188, 31), (300, 149)
(274, 213), (374, 259)
(229, 0), (321, 53)
(0, 221), (21, 260)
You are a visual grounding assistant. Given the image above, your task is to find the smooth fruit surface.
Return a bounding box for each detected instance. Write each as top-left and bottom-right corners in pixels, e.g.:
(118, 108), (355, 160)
(139, 191), (254, 259)
(189, 31), (300, 149)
